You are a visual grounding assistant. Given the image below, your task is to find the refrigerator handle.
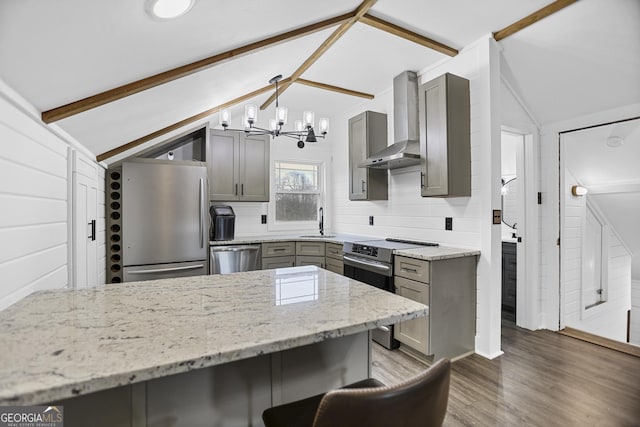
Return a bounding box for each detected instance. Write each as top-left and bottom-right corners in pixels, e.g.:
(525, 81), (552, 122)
(199, 178), (205, 248)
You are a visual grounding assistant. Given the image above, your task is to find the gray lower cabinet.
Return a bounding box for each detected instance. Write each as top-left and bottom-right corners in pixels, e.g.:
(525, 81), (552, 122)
(262, 256), (295, 269)
(296, 255), (325, 268)
(208, 129), (269, 201)
(419, 73), (470, 197)
(502, 242), (517, 313)
(261, 241), (344, 273)
(325, 242), (344, 274)
(348, 111), (388, 201)
(395, 276), (430, 354)
(262, 242), (296, 269)
(295, 241), (325, 257)
(394, 254), (476, 360)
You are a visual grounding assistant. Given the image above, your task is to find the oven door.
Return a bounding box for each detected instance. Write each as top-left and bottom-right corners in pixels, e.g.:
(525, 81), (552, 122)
(343, 254), (399, 349)
(343, 254), (394, 292)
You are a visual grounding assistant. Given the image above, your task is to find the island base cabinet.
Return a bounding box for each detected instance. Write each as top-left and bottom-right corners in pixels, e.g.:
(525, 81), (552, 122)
(49, 332), (370, 427)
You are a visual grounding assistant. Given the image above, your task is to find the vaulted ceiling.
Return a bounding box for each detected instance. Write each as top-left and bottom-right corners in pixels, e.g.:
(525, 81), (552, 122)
(0, 0), (638, 164)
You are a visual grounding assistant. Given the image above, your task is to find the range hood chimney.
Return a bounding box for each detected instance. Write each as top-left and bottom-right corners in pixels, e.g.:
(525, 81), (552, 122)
(359, 71), (420, 169)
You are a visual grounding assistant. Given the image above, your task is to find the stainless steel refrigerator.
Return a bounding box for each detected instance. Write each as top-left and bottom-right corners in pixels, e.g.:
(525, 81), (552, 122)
(122, 159), (209, 282)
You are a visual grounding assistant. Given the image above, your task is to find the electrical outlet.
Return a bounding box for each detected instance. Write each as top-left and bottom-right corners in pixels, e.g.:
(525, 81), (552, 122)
(261, 214), (267, 224)
(445, 217), (453, 230)
(369, 216), (374, 226)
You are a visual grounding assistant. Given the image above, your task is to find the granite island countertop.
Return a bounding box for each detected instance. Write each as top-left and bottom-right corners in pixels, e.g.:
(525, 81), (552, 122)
(0, 267), (427, 405)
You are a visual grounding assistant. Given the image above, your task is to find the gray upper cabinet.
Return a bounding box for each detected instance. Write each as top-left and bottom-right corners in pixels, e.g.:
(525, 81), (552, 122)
(419, 73), (470, 197)
(208, 129), (270, 201)
(348, 111), (388, 200)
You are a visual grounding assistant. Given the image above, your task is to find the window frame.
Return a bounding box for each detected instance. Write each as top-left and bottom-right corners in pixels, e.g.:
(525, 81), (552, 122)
(269, 159), (325, 232)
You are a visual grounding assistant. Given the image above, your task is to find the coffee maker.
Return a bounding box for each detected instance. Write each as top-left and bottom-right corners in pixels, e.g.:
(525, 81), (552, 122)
(210, 205), (235, 241)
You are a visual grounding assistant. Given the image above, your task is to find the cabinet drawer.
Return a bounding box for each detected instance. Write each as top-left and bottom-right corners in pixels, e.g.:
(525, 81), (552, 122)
(295, 256), (325, 268)
(262, 242), (295, 257)
(394, 256), (430, 283)
(325, 243), (343, 260)
(262, 256), (295, 270)
(324, 257), (343, 275)
(295, 241), (326, 257)
(394, 276), (430, 355)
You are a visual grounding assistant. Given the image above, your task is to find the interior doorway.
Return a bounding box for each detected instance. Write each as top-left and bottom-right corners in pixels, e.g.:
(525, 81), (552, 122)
(500, 129), (529, 327)
(558, 117), (640, 346)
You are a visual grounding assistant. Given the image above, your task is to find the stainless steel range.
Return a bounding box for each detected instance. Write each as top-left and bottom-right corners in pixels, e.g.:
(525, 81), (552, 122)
(343, 238), (438, 349)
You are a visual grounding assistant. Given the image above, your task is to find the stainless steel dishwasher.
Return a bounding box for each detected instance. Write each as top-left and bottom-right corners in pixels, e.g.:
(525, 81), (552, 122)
(209, 245), (261, 274)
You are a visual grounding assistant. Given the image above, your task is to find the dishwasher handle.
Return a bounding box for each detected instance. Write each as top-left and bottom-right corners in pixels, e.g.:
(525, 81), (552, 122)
(211, 245), (260, 252)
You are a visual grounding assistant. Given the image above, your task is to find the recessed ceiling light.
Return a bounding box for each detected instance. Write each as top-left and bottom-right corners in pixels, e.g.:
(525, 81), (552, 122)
(606, 136), (624, 148)
(145, 0), (195, 20)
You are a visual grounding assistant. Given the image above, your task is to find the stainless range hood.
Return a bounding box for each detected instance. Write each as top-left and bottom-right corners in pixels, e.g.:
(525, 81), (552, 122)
(359, 71), (420, 169)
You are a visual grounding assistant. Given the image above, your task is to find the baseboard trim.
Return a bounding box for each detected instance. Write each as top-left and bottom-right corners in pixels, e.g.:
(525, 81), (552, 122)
(559, 327), (640, 358)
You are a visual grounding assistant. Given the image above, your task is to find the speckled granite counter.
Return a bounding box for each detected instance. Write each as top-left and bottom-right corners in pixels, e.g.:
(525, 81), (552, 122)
(394, 246), (480, 261)
(0, 267), (427, 405)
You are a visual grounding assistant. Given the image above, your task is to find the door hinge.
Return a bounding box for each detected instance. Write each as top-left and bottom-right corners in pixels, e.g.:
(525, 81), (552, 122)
(537, 192), (542, 205)
(557, 238), (560, 246)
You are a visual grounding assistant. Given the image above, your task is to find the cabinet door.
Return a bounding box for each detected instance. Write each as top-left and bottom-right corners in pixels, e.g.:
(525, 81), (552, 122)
(502, 242), (517, 312)
(324, 257), (343, 275)
(325, 243), (343, 260)
(394, 276), (430, 354)
(209, 130), (240, 201)
(349, 112), (368, 200)
(348, 111), (388, 201)
(295, 256), (325, 268)
(262, 256), (295, 270)
(72, 152), (98, 289)
(395, 256), (430, 282)
(262, 242), (295, 257)
(419, 73), (470, 197)
(240, 134), (270, 201)
(296, 241), (325, 256)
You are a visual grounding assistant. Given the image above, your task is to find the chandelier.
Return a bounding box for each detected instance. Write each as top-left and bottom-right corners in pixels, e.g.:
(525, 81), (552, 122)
(219, 75), (329, 148)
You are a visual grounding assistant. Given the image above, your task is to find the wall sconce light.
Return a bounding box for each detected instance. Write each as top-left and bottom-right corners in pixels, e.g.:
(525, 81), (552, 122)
(571, 185), (588, 197)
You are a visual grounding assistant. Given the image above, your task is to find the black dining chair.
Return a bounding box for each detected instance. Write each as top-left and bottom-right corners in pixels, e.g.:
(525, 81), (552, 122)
(262, 358), (451, 427)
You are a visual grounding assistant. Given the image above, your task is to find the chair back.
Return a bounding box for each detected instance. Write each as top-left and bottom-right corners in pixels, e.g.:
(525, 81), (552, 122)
(312, 358), (451, 427)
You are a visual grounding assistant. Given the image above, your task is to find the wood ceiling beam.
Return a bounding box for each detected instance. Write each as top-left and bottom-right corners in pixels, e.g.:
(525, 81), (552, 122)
(359, 14), (457, 57)
(296, 78), (374, 99)
(41, 13), (355, 123)
(96, 79), (290, 163)
(493, 0), (578, 41)
(260, 0), (378, 110)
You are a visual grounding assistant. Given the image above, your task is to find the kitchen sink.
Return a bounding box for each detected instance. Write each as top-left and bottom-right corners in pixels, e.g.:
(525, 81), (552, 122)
(299, 235), (336, 238)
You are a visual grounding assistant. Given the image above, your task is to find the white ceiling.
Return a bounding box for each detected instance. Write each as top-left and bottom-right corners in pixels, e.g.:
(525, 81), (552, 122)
(0, 0), (638, 161)
(564, 118), (640, 278)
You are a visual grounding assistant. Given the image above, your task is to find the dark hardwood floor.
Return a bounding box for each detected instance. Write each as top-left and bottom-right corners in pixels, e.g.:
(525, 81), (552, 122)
(371, 319), (640, 426)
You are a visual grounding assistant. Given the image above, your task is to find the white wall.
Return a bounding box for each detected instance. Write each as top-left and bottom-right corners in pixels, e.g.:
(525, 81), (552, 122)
(0, 80), (105, 310)
(631, 280), (640, 345)
(330, 36), (503, 358)
(540, 102), (640, 330)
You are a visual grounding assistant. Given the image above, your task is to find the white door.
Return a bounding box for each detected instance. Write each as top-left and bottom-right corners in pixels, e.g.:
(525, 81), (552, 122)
(73, 154), (98, 289)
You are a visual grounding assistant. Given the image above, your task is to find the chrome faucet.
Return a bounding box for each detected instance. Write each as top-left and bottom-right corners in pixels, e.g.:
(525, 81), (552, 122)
(319, 207), (324, 236)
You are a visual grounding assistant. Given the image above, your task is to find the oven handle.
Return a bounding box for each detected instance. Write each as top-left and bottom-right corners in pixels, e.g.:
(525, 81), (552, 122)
(343, 254), (392, 277)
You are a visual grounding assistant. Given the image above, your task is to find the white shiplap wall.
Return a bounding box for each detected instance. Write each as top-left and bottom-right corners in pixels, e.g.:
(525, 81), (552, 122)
(330, 37), (503, 358)
(631, 280), (640, 345)
(562, 169), (632, 341)
(0, 82), (105, 310)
